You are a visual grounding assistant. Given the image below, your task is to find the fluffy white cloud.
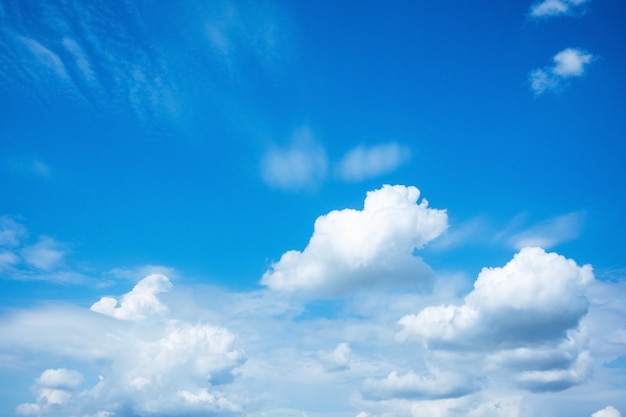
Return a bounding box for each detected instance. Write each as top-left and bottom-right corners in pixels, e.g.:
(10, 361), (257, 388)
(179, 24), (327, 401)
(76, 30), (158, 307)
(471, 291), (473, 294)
(399, 247), (592, 348)
(17, 368), (84, 415)
(592, 406), (622, 417)
(507, 212), (584, 250)
(529, 48), (593, 95)
(530, 0), (589, 18)
(261, 185), (448, 296)
(261, 128), (328, 190)
(90, 273), (172, 320)
(36, 368), (84, 390)
(398, 247), (593, 392)
(337, 142), (410, 182)
(361, 368), (476, 400)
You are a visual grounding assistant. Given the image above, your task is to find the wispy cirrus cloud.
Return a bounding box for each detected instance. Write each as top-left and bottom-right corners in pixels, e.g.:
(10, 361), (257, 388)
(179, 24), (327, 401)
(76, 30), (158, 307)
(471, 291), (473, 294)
(507, 211), (584, 249)
(529, 0), (590, 18)
(529, 48), (593, 95)
(0, 216), (88, 283)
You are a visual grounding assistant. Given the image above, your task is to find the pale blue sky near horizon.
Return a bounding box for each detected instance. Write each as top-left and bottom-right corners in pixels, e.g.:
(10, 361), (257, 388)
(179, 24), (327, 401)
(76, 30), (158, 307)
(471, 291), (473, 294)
(1, 1), (625, 416)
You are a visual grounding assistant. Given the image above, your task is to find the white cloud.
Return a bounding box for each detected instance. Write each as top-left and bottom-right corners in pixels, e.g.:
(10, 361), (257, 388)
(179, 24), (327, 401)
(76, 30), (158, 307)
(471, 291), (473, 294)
(319, 342), (352, 371)
(17, 368), (84, 415)
(529, 48), (593, 94)
(553, 48), (593, 76)
(20, 36), (69, 79)
(398, 247), (593, 392)
(261, 185), (448, 296)
(507, 211), (584, 249)
(530, 0), (589, 18)
(36, 368), (84, 390)
(399, 247), (592, 348)
(361, 368), (476, 400)
(261, 128), (328, 190)
(21, 236), (67, 271)
(592, 406), (622, 417)
(91, 273), (172, 320)
(8, 274), (246, 416)
(337, 142), (410, 182)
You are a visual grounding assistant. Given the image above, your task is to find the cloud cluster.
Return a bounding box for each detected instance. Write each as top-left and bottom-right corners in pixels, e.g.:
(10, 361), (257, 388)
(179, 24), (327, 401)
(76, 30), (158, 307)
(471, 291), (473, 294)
(530, 0), (589, 18)
(261, 185), (448, 296)
(12, 274), (245, 417)
(530, 48), (593, 94)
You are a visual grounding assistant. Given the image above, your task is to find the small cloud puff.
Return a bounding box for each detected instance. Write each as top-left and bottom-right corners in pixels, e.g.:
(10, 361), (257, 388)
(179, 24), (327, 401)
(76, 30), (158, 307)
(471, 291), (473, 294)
(261, 185), (448, 296)
(529, 48), (593, 95)
(337, 142), (410, 182)
(593, 406), (622, 417)
(261, 128), (327, 191)
(319, 342), (352, 371)
(530, 0), (589, 18)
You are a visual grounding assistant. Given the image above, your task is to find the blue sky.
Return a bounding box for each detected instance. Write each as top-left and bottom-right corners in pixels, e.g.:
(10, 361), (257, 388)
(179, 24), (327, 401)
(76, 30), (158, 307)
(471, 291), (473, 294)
(1, 0), (625, 416)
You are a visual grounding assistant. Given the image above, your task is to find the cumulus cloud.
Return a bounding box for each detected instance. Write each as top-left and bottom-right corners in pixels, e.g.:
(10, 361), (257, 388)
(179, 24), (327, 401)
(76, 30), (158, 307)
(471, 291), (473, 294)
(593, 406), (622, 417)
(261, 185), (448, 296)
(336, 142), (410, 182)
(398, 247), (593, 392)
(16, 368), (84, 415)
(529, 48), (593, 94)
(399, 247), (592, 349)
(261, 128), (327, 190)
(361, 368), (476, 400)
(90, 273), (172, 320)
(530, 0), (589, 18)
(507, 211), (584, 249)
(9, 274), (245, 416)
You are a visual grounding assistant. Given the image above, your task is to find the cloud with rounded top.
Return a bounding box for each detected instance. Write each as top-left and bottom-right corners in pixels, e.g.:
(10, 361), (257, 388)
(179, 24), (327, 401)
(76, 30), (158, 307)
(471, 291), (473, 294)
(261, 185), (448, 296)
(397, 247), (594, 392)
(592, 406), (622, 417)
(90, 273), (173, 320)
